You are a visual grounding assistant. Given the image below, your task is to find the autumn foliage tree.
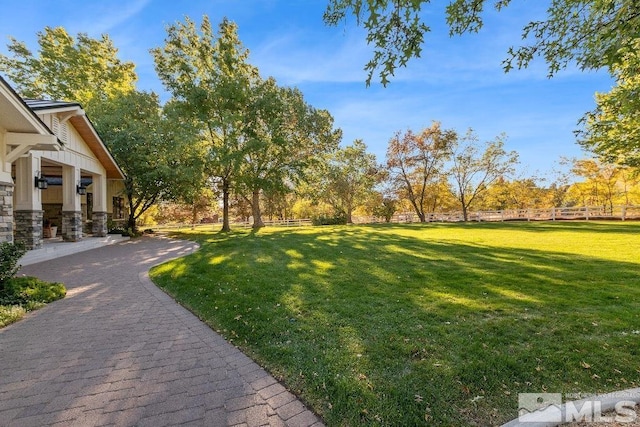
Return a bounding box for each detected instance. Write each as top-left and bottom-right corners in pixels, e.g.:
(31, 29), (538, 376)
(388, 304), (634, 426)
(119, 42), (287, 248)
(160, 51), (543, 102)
(448, 132), (519, 221)
(386, 122), (456, 222)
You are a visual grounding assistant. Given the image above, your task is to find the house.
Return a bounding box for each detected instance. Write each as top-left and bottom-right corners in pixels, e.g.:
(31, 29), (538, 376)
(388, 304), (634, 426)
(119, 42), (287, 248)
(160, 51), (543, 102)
(1, 75), (126, 249)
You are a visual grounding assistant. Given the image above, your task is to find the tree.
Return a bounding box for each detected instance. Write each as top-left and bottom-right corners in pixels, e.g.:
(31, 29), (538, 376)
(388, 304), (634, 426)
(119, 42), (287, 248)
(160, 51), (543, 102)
(386, 122), (456, 222)
(570, 158), (624, 211)
(91, 91), (202, 232)
(578, 39), (640, 168)
(237, 77), (341, 228)
(324, 0), (640, 85)
(372, 197), (398, 222)
(152, 16), (259, 232)
(478, 177), (548, 210)
(0, 26), (136, 111)
(448, 132), (519, 221)
(314, 140), (379, 223)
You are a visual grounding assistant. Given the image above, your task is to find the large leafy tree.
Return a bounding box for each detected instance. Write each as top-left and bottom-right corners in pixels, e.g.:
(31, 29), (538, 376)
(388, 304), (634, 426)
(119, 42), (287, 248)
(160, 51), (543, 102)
(578, 39), (640, 168)
(386, 122), (456, 222)
(0, 26), (136, 110)
(0, 27), (197, 232)
(152, 16), (258, 232)
(448, 132), (519, 221)
(238, 77), (341, 228)
(91, 92), (204, 232)
(315, 140), (379, 223)
(324, 0), (640, 85)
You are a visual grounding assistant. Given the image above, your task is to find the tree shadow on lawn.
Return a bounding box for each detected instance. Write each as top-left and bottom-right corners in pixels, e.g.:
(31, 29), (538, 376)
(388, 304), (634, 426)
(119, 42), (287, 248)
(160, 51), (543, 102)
(155, 226), (640, 426)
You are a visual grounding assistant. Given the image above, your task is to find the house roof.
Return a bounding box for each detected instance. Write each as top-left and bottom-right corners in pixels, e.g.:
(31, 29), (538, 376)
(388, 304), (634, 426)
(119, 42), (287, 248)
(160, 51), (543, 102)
(25, 99), (82, 111)
(24, 99), (125, 180)
(0, 76), (60, 138)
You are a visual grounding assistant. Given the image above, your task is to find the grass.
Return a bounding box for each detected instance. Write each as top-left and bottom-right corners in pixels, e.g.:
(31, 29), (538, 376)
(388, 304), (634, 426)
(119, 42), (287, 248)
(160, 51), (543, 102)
(0, 276), (66, 328)
(150, 221), (640, 426)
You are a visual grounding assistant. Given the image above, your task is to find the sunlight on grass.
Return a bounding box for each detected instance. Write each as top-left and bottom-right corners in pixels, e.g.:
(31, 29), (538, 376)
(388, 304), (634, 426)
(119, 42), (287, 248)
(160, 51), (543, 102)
(285, 248), (304, 259)
(483, 286), (542, 303)
(152, 222), (640, 426)
(208, 254), (230, 265)
(310, 259), (335, 274)
(425, 290), (492, 309)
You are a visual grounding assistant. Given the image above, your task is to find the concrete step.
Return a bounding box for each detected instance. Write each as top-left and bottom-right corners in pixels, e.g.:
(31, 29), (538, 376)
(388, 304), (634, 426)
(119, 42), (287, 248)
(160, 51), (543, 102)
(19, 235), (130, 266)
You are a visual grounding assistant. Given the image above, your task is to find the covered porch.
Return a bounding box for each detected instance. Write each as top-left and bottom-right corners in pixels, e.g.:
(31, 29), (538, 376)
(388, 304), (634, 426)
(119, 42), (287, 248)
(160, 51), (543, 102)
(1, 76), (126, 250)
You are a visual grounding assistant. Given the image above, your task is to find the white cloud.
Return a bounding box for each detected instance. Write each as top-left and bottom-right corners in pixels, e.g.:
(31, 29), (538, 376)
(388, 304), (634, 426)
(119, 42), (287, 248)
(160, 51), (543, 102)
(71, 0), (152, 36)
(250, 29), (373, 85)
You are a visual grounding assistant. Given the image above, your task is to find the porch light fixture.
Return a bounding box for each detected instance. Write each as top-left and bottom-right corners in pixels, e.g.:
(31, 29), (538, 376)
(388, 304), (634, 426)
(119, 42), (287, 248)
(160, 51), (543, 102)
(76, 180), (87, 195)
(34, 171), (48, 190)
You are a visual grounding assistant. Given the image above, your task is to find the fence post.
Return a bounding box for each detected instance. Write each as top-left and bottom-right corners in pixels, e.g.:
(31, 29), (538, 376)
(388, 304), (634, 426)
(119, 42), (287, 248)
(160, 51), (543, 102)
(585, 206), (589, 221)
(551, 207), (556, 221)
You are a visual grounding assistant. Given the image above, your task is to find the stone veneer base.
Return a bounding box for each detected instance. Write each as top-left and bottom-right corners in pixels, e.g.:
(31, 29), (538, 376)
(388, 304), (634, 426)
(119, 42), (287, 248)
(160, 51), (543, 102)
(14, 210), (44, 249)
(62, 211), (83, 242)
(0, 181), (14, 244)
(92, 211), (108, 237)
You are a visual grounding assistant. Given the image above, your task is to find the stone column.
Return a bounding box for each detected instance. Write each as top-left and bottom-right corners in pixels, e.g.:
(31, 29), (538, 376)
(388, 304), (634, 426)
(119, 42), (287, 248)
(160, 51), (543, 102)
(0, 180), (14, 244)
(61, 211), (83, 242)
(92, 211), (108, 237)
(14, 210), (43, 249)
(62, 165), (83, 242)
(91, 173), (108, 237)
(13, 155), (43, 249)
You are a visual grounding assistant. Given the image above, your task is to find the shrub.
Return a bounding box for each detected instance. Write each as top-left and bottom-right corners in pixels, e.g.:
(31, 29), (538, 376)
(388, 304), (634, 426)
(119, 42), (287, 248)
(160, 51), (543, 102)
(0, 276), (66, 307)
(0, 242), (27, 286)
(0, 305), (26, 328)
(312, 212), (348, 226)
(0, 276), (66, 328)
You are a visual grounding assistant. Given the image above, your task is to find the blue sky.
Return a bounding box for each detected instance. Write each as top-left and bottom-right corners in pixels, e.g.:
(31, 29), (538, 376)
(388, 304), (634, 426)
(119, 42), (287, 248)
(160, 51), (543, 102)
(0, 0), (613, 179)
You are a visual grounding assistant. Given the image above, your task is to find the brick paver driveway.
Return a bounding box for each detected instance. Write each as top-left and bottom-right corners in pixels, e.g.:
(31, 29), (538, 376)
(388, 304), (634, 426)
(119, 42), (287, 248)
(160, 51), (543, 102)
(0, 236), (322, 427)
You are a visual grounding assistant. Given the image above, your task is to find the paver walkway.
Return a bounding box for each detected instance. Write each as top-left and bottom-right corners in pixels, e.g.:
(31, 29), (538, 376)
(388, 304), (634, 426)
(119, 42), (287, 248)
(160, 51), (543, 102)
(0, 236), (323, 427)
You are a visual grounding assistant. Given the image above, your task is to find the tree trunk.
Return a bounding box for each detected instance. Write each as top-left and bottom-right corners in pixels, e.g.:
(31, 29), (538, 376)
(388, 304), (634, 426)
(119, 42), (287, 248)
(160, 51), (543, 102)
(252, 190), (264, 229)
(221, 178), (231, 232)
(408, 197), (426, 222)
(191, 204), (197, 230)
(126, 190), (137, 233)
(127, 213), (136, 233)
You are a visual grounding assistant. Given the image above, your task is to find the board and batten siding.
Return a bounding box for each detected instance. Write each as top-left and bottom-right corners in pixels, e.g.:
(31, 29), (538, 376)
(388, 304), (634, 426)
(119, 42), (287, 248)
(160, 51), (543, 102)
(36, 113), (107, 176)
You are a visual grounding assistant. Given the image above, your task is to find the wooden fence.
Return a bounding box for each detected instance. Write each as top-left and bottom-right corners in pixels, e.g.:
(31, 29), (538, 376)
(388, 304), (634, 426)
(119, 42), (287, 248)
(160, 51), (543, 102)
(152, 206), (640, 230)
(353, 205), (640, 224)
(153, 218), (312, 231)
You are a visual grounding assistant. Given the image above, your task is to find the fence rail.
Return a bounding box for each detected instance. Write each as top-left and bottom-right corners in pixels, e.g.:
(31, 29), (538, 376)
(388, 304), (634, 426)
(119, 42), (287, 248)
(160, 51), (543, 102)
(353, 205), (640, 224)
(153, 218), (313, 231)
(151, 205), (640, 230)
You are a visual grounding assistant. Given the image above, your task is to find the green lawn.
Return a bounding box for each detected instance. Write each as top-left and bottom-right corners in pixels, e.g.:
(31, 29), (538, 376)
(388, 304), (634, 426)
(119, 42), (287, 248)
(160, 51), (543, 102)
(150, 221), (640, 426)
